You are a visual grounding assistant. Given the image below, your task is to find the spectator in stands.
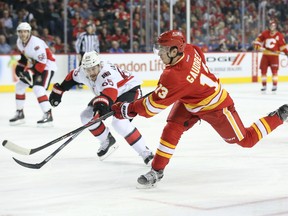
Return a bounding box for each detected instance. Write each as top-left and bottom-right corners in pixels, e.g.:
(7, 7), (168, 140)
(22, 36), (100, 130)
(1, 0), (288, 54)
(0, 34), (11, 54)
(1, 10), (14, 32)
(214, 39), (228, 52)
(109, 40), (124, 53)
(98, 25), (111, 52)
(79, 2), (93, 20)
(46, 2), (63, 37)
(110, 27), (129, 50)
(130, 41), (141, 53)
(41, 28), (54, 47)
(53, 36), (65, 54)
(72, 22), (84, 40)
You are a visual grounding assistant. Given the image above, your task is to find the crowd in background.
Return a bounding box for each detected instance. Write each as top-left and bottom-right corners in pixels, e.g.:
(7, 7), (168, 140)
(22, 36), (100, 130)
(0, 0), (287, 54)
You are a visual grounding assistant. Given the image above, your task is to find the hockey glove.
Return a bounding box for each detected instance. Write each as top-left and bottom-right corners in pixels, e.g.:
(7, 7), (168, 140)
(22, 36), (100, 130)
(49, 83), (65, 107)
(90, 95), (113, 116)
(111, 102), (137, 119)
(15, 63), (25, 77)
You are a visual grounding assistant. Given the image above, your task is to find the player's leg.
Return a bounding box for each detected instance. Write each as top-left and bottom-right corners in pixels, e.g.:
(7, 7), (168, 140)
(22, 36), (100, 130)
(114, 86), (154, 164)
(202, 104), (286, 148)
(137, 101), (199, 188)
(80, 106), (119, 160)
(270, 55), (279, 91)
(111, 117), (154, 165)
(260, 55), (269, 91)
(33, 70), (54, 126)
(9, 80), (28, 125)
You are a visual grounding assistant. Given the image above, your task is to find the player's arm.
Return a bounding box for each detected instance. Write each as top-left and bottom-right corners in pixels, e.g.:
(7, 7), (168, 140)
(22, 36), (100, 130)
(253, 39), (265, 52)
(89, 77), (118, 117)
(112, 79), (177, 119)
(15, 54), (27, 76)
(14, 53), (34, 85)
(49, 69), (79, 107)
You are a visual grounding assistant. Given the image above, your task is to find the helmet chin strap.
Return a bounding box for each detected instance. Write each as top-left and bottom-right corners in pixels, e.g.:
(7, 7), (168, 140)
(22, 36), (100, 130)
(167, 52), (176, 64)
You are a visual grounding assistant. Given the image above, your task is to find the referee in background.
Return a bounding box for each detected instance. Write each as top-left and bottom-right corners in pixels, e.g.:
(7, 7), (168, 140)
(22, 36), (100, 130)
(75, 23), (100, 66)
(75, 23), (100, 89)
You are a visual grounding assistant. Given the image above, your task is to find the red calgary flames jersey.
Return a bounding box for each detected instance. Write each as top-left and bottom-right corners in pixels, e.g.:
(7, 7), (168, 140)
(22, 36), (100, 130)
(255, 30), (287, 55)
(132, 44), (234, 117)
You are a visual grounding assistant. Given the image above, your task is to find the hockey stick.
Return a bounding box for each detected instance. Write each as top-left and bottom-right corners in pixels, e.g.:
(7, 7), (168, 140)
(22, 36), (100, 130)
(12, 130), (82, 169)
(257, 49), (288, 56)
(2, 111), (114, 155)
(10, 111), (114, 169)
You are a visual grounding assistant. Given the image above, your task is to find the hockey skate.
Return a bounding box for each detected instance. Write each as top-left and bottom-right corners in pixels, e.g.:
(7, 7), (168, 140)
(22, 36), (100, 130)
(137, 169), (164, 189)
(9, 110), (25, 126)
(268, 104), (288, 122)
(261, 86), (267, 92)
(97, 132), (119, 161)
(140, 150), (154, 165)
(271, 86), (277, 92)
(37, 109), (53, 127)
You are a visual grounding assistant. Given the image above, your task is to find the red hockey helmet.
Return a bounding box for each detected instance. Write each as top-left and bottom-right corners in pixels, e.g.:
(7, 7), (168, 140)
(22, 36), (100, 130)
(157, 30), (186, 53)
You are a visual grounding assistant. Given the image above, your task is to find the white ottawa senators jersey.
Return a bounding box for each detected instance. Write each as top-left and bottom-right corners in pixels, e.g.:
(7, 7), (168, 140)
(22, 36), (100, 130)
(70, 61), (142, 97)
(17, 35), (57, 71)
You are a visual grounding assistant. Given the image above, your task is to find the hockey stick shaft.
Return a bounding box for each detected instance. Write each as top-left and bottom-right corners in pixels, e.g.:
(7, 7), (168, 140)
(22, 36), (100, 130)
(3, 111), (114, 155)
(13, 130), (82, 169)
(12, 112), (114, 169)
(257, 49), (288, 56)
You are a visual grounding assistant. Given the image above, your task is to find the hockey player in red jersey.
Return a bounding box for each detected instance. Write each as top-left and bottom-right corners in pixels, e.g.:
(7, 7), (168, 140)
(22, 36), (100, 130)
(112, 30), (288, 188)
(49, 51), (154, 164)
(10, 22), (57, 126)
(253, 20), (288, 92)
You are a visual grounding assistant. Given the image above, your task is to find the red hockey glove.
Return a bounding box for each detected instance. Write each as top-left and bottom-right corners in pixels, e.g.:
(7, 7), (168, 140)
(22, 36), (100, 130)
(111, 102), (137, 119)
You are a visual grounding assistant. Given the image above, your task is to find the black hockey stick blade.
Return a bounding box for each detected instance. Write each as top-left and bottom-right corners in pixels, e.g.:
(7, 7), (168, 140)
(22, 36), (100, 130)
(12, 131), (81, 169)
(12, 157), (43, 169)
(3, 111), (114, 155)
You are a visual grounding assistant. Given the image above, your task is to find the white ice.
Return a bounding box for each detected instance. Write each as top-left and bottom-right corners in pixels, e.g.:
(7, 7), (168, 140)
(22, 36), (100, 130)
(1, 83), (288, 216)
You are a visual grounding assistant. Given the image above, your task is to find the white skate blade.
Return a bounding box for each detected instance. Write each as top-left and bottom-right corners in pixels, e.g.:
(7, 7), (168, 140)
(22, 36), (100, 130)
(9, 119), (25, 126)
(98, 143), (119, 161)
(136, 182), (157, 189)
(37, 122), (53, 128)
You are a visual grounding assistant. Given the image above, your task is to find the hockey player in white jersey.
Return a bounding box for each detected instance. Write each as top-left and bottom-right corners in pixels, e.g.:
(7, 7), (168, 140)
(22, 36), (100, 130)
(10, 22), (57, 126)
(49, 51), (154, 164)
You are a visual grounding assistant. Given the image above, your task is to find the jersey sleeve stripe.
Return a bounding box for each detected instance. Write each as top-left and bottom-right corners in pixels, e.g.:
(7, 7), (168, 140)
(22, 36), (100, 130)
(148, 94), (168, 109)
(184, 86), (228, 113)
(142, 96), (167, 116)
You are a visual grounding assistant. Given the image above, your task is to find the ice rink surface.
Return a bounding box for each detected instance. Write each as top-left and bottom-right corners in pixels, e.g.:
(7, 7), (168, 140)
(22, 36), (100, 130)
(1, 82), (288, 216)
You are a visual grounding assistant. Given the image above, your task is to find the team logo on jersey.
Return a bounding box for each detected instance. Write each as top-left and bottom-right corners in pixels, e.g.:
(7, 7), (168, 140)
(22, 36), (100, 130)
(34, 46), (40, 51)
(73, 68), (80, 76)
(37, 53), (45, 61)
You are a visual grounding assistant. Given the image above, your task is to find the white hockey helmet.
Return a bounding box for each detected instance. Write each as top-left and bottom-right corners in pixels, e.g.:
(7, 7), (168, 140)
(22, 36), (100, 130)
(82, 51), (101, 69)
(17, 22), (32, 32)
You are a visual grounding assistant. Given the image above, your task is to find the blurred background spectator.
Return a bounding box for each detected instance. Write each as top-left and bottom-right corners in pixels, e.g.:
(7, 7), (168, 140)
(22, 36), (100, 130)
(0, 0), (287, 54)
(0, 34), (11, 54)
(109, 40), (124, 53)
